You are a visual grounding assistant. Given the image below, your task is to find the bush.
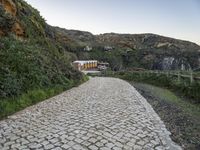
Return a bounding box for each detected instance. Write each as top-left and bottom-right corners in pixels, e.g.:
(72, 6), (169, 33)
(104, 71), (200, 103)
(0, 36), (84, 98)
(0, 0), (87, 119)
(0, 79), (85, 120)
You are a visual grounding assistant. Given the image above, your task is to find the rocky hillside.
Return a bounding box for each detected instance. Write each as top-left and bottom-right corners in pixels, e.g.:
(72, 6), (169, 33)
(54, 29), (200, 71)
(0, 0), (84, 99)
(97, 33), (200, 70)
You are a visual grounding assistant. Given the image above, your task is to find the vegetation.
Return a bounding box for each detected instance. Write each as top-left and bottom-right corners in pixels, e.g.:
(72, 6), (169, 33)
(0, 35), (88, 119)
(76, 48), (141, 71)
(52, 28), (200, 71)
(0, 0), (87, 119)
(1, 0), (200, 119)
(101, 71), (200, 103)
(95, 69), (200, 148)
(133, 83), (200, 149)
(0, 75), (88, 120)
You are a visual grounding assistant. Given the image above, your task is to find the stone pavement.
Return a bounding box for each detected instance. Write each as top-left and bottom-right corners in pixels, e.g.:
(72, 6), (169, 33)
(0, 77), (182, 150)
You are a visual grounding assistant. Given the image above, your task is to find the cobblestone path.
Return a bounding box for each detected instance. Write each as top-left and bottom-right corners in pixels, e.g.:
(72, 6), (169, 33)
(0, 77), (181, 150)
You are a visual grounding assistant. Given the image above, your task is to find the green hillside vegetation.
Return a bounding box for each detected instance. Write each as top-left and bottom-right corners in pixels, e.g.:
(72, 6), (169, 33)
(0, 0), (200, 119)
(52, 28), (200, 71)
(132, 83), (200, 149)
(0, 0), (86, 119)
(101, 71), (200, 103)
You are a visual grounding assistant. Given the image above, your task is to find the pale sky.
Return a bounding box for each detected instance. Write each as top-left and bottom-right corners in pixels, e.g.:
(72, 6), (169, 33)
(25, 0), (200, 45)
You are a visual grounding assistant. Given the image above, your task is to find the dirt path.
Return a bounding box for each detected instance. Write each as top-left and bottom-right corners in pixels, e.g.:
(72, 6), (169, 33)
(0, 77), (181, 150)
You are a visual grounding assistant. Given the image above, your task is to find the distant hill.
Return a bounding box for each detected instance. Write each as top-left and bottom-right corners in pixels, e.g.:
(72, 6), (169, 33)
(52, 27), (200, 70)
(96, 33), (200, 70)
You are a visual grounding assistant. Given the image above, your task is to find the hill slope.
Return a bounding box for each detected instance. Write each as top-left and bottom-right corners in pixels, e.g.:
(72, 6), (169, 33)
(96, 33), (200, 70)
(0, 0), (84, 99)
(1, 0), (200, 99)
(53, 28), (200, 71)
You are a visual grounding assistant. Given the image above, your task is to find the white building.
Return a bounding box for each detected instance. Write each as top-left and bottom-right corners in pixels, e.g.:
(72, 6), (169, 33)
(72, 60), (98, 71)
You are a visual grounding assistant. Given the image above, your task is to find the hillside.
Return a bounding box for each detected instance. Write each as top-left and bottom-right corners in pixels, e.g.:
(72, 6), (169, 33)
(96, 33), (200, 70)
(1, 0), (200, 99)
(0, 0), (84, 100)
(52, 28), (200, 71)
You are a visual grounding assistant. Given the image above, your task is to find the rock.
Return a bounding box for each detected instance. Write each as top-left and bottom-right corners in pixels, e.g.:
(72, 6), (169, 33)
(0, 0), (17, 16)
(11, 21), (24, 37)
(0, 29), (5, 36)
(0, 0), (25, 38)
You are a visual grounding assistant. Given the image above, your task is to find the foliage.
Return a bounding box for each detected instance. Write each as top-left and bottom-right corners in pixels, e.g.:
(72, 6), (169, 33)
(0, 5), (15, 34)
(0, 0), (88, 119)
(133, 83), (200, 149)
(0, 83), (71, 119)
(76, 48), (132, 71)
(102, 71), (200, 103)
(0, 36), (82, 99)
(15, 0), (46, 39)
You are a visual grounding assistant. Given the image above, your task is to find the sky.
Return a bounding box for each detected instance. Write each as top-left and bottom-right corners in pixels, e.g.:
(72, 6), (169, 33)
(25, 0), (200, 45)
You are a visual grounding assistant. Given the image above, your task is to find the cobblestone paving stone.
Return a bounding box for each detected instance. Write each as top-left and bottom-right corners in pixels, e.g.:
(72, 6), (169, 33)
(0, 77), (182, 150)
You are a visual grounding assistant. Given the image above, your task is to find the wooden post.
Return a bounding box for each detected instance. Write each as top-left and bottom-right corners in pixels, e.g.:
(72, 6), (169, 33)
(147, 71), (149, 77)
(167, 71), (169, 78)
(178, 71), (181, 83)
(157, 70), (159, 77)
(190, 71), (193, 84)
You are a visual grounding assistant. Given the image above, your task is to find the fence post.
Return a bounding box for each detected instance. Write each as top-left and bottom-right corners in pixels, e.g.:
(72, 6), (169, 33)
(190, 71), (193, 84)
(166, 71), (169, 77)
(178, 71), (181, 83)
(146, 71), (149, 77)
(156, 70), (159, 77)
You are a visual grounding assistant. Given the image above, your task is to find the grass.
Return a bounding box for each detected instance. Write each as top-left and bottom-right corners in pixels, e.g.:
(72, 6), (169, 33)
(0, 76), (89, 120)
(101, 71), (200, 103)
(0, 0), (90, 120)
(133, 82), (200, 149)
(135, 83), (200, 119)
(0, 86), (65, 120)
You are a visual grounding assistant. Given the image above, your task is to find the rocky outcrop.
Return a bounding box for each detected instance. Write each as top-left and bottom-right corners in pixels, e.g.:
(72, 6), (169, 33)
(0, 0), (25, 37)
(0, 29), (5, 36)
(0, 0), (16, 16)
(152, 57), (192, 70)
(11, 21), (24, 37)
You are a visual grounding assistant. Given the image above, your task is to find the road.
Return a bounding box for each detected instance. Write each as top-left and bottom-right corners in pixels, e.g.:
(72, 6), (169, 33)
(0, 77), (181, 150)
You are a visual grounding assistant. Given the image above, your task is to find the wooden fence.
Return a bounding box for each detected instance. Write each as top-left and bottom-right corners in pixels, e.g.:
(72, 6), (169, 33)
(100, 69), (200, 84)
(131, 70), (200, 84)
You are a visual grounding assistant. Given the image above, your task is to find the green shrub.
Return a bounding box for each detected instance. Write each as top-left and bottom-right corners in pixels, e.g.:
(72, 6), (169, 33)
(104, 71), (200, 103)
(0, 36), (84, 98)
(0, 0), (87, 119)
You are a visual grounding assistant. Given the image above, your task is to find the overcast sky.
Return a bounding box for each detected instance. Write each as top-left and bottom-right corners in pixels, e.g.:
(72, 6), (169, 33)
(25, 0), (200, 45)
